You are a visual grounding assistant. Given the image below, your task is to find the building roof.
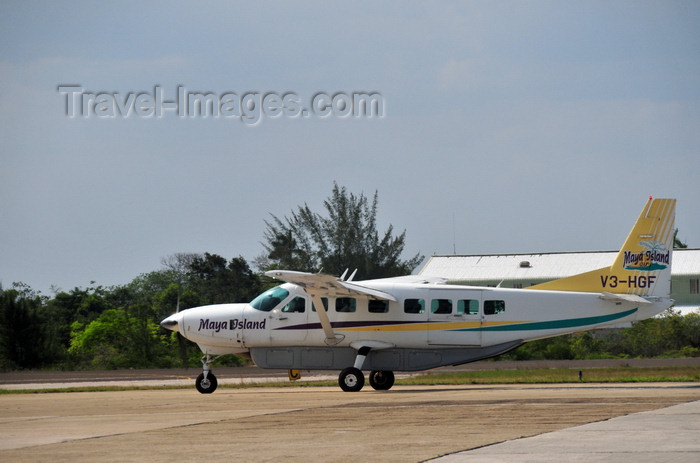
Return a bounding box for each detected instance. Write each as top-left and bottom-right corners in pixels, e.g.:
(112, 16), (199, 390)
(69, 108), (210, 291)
(420, 250), (616, 282)
(673, 249), (700, 276)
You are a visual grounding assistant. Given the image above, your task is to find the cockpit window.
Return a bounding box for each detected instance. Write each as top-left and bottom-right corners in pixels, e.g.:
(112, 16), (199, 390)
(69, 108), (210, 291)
(250, 286), (290, 312)
(282, 296), (306, 313)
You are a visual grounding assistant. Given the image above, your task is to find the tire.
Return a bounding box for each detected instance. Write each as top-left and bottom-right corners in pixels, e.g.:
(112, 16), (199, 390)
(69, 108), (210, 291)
(196, 372), (218, 394)
(369, 370), (395, 391)
(338, 367), (364, 392)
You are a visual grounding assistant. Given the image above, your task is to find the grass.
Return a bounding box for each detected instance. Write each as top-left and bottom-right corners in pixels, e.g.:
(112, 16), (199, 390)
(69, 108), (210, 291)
(1, 366), (699, 394)
(396, 366), (700, 385)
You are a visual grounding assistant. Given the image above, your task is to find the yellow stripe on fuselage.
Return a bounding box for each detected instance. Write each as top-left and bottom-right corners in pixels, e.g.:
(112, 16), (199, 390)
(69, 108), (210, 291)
(335, 320), (532, 332)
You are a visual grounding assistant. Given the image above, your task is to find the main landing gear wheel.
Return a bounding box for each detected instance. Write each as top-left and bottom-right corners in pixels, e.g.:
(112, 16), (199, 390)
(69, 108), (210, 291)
(339, 367), (364, 392)
(195, 372), (218, 394)
(369, 370), (395, 391)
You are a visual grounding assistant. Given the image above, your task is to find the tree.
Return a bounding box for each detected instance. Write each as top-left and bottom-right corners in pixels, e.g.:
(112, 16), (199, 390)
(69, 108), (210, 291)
(673, 228), (688, 249)
(187, 253), (262, 304)
(68, 307), (172, 369)
(161, 253), (198, 313)
(261, 183), (423, 279)
(162, 253), (212, 367)
(0, 286), (49, 369)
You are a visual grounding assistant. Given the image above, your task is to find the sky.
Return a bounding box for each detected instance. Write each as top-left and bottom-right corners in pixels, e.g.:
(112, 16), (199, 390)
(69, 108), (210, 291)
(1, 1), (699, 294)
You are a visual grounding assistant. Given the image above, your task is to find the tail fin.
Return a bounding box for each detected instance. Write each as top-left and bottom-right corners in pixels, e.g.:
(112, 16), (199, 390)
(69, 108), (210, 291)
(529, 198), (676, 297)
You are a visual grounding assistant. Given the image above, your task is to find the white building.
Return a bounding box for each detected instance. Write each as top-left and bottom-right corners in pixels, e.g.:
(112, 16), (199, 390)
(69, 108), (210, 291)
(419, 249), (700, 315)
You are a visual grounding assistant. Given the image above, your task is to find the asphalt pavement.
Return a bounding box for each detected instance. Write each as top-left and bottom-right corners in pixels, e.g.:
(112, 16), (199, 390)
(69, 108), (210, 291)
(430, 398), (700, 462)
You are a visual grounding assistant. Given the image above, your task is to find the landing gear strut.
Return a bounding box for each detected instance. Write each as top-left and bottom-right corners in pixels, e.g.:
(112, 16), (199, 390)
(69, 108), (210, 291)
(196, 354), (218, 394)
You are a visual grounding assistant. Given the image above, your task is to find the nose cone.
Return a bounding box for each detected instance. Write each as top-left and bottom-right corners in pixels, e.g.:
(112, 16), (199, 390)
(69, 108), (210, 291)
(160, 313), (182, 332)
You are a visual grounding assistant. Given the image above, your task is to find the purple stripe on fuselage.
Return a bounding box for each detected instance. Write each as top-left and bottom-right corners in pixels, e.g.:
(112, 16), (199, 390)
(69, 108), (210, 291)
(272, 320), (425, 331)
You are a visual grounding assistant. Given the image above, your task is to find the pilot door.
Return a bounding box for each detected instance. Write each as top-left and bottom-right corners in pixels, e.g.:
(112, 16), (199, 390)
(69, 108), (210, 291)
(427, 290), (483, 346)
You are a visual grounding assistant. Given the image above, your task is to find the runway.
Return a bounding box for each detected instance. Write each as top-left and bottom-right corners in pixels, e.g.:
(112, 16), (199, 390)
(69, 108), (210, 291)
(1, 383), (699, 462)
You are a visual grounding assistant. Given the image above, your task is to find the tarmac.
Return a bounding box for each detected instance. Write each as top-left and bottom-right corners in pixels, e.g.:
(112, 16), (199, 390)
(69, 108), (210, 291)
(429, 399), (700, 462)
(1, 364), (699, 462)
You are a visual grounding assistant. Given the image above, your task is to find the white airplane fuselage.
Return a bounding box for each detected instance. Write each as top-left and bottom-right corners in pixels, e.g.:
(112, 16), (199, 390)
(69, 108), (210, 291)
(165, 280), (670, 356)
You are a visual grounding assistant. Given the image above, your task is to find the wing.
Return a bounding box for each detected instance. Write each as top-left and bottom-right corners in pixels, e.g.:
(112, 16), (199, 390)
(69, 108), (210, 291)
(265, 270), (398, 301)
(265, 270), (398, 345)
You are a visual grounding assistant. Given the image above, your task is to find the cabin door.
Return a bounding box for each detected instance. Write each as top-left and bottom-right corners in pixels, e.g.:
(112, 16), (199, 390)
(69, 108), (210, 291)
(427, 290), (483, 346)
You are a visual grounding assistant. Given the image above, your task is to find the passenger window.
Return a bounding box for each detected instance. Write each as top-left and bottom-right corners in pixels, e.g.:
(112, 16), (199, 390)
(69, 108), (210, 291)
(431, 299), (452, 314)
(368, 299), (389, 313)
(458, 299), (479, 315)
(311, 298), (329, 312)
(404, 299), (425, 314)
(484, 300), (505, 315)
(335, 298), (356, 312)
(282, 296), (306, 313)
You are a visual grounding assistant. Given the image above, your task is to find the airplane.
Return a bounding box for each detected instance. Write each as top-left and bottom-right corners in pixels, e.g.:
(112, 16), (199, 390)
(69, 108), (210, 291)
(161, 197), (676, 393)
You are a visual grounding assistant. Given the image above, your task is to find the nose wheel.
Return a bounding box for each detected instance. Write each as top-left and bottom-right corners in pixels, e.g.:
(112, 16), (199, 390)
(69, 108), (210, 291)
(196, 354), (219, 394)
(196, 372), (218, 393)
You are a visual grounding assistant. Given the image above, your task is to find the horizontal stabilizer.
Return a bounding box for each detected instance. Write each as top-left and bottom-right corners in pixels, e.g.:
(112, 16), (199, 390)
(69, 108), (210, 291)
(599, 292), (651, 304)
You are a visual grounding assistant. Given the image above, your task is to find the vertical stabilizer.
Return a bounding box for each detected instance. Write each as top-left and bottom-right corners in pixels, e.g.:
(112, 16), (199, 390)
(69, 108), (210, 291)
(529, 198), (675, 297)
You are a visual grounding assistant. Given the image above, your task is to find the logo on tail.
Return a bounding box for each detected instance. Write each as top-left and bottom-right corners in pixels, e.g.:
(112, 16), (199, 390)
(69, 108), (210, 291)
(623, 240), (670, 271)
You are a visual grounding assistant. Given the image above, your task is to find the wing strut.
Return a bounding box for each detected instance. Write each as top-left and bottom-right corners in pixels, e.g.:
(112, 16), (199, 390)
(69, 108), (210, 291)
(311, 294), (345, 345)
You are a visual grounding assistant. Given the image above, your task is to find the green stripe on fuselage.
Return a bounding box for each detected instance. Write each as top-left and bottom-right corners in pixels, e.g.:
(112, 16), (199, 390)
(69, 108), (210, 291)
(458, 308), (638, 332)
